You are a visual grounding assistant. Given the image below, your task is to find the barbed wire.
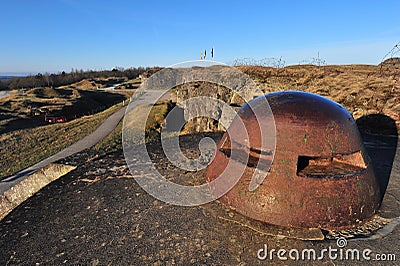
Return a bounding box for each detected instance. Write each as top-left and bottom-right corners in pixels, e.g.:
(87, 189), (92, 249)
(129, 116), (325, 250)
(298, 57), (327, 66)
(231, 42), (400, 69)
(231, 55), (329, 68)
(231, 57), (286, 68)
(379, 41), (400, 78)
(380, 41), (400, 64)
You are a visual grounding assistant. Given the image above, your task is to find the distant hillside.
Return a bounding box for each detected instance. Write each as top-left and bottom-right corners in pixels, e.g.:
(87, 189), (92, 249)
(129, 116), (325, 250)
(0, 86), (126, 134)
(1, 67), (154, 90)
(60, 77), (127, 90)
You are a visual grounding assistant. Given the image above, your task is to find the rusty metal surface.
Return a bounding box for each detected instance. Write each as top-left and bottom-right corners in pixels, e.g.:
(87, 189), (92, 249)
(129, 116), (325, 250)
(206, 91), (381, 229)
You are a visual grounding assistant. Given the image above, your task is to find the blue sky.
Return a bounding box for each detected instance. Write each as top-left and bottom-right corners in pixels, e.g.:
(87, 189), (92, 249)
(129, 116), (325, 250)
(1, 0), (400, 74)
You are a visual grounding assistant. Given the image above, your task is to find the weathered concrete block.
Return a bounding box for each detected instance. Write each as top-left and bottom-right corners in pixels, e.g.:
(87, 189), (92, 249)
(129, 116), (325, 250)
(0, 163), (76, 221)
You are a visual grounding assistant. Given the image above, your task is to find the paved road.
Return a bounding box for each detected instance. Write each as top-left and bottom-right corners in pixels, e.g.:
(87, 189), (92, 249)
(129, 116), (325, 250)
(0, 89), (169, 194)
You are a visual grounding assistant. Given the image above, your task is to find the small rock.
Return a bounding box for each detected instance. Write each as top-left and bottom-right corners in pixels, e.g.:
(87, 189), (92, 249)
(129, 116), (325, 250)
(90, 259), (99, 266)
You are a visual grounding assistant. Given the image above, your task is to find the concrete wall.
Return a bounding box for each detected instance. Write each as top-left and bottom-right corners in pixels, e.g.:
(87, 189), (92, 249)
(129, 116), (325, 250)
(0, 164), (76, 221)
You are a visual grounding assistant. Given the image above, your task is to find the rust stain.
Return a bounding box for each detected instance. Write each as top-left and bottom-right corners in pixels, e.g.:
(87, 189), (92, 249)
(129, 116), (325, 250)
(206, 91), (381, 229)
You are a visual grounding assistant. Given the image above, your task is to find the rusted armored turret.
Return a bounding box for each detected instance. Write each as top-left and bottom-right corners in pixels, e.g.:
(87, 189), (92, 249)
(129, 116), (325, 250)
(206, 91), (381, 229)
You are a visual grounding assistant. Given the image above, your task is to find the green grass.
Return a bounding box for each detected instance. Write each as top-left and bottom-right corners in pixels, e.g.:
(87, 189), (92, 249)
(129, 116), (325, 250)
(0, 103), (124, 180)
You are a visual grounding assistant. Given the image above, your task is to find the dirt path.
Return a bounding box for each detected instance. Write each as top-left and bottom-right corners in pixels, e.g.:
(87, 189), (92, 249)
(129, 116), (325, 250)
(0, 89), (169, 194)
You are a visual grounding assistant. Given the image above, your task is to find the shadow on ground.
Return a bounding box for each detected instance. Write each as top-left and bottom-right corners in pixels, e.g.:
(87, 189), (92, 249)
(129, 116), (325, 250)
(357, 114), (398, 202)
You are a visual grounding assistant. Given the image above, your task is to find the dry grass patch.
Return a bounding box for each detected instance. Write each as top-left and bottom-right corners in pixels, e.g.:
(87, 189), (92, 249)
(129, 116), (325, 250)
(237, 64), (400, 132)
